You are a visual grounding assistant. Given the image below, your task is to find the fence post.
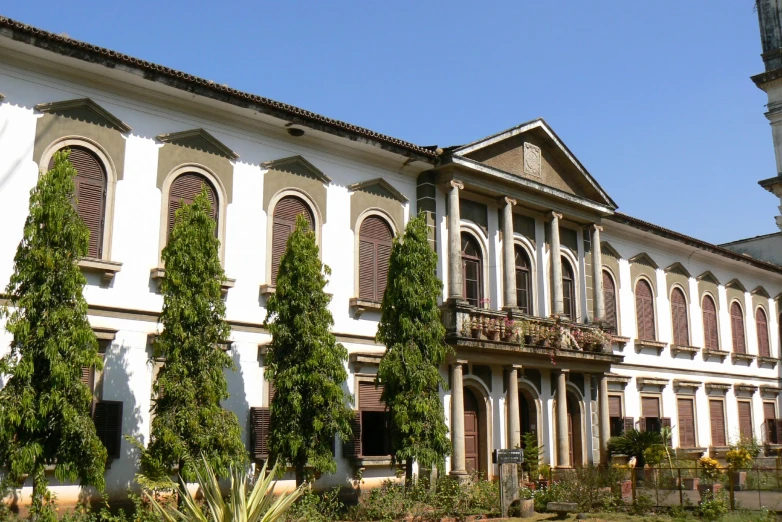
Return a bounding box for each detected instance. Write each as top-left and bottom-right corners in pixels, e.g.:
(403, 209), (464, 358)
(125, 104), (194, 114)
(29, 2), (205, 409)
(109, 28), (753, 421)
(632, 466), (637, 506)
(728, 469), (734, 511)
(678, 467), (683, 508)
(758, 467), (762, 510)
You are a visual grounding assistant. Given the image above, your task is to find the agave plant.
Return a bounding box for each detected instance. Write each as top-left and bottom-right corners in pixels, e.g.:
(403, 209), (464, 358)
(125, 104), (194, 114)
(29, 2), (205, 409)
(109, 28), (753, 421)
(144, 456), (303, 522)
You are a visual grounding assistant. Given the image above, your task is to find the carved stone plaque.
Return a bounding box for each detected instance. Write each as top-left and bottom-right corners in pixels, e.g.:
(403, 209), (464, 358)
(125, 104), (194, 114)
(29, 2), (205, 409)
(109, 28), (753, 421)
(523, 142), (542, 178)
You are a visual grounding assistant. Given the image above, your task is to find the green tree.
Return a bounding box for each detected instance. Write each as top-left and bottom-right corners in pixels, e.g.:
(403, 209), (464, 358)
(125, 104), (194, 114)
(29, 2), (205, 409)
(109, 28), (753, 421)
(376, 212), (452, 482)
(265, 215), (353, 486)
(0, 149), (106, 520)
(140, 187), (246, 482)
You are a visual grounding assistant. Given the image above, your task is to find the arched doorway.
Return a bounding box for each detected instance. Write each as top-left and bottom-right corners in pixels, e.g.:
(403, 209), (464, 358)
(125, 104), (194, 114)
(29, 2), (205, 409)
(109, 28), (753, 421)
(566, 392), (584, 467)
(464, 388), (483, 474)
(519, 388), (538, 444)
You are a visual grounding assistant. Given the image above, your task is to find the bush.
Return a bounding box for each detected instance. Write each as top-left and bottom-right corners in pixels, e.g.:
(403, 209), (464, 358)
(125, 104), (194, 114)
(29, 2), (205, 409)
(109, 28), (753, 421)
(698, 490), (729, 521)
(286, 488), (345, 522)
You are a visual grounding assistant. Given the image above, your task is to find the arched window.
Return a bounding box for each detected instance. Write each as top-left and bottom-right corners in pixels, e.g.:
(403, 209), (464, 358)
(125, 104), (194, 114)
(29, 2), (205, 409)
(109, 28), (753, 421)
(730, 302), (746, 354)
(50, 146), (107, 258)
(562, 257), (576, 320)
(358, 216), (393, 303)
(271, 196), (314, 285)
(515, 246), (532, 314)
(671, 288), (689, 347)
(461, 233), (483, 307)
(167, 173), (218, 239)
(702, 295), (719, 351)
(756, 308), (770, 358)
(635, 279), (655, 341)
(603, 271), (618, 331)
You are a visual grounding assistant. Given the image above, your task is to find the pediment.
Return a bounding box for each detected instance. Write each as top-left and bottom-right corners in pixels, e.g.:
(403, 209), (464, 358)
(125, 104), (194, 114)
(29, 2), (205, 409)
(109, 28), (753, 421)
(725, 279), (747, 293)
(453, 118), (616, 209)
(697, 271), (720, 285)
(664, 262), (691, 278)
(35, 98), (131, 133)
(752, 286), (770, 298)
(348, 178), (407, 203)
(262, 155), (331, 183)
(628, 252), (658, 269)
(600, 241), (622, 259)
(157, 128), (238, 159)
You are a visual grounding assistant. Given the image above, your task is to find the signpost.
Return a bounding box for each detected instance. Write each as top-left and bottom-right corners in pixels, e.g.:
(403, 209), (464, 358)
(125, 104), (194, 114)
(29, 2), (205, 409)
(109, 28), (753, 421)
(494, 449), (524, 517)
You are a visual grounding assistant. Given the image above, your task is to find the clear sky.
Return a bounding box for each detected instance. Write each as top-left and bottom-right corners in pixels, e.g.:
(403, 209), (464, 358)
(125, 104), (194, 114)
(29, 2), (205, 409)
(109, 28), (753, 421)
(3, 2), (775, 244)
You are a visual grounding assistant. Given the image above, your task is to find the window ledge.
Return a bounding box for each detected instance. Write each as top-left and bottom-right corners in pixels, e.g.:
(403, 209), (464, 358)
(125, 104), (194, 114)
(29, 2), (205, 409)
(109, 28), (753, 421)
(151, 267), (235, 295)
(702, 349), (729, 361)
(259, 284), (276, 297)
(732, 353), (756, 364)
(611, 335), (631, 347)
(78, 258), (122, 285)
(353, 456), (397, 467)
(92, 326), (118, 342)
(758, 356), (778, 368)
(350, 298), (382, 318)
(671, 345), (699, 358)
(634, 338), (666, 354)
(676, 447), (707, 457)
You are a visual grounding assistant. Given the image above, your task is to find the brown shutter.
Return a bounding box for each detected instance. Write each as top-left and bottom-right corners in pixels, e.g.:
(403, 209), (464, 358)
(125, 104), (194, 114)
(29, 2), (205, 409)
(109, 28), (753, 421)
(609, 396), (622, 418)
(709, 399), (726, 446)
(738, 401), (753, 440)
(642, 396), (660, 418)
(702, 296), (719, 350)
(677, 398), (696, 448)
(359, 382), (385, 412)
(623, 417), (635, 433)
(670, 288), (689, 346)
(358, 216), (393, 303)
(358, 240), (375, 300)
(93, 401), (122, 459)
(638, 417), (647, 432)
(376, 243), (392, 301)
(731, 302), (746, 354)
(635, 280), (655, 341)
(271, 196), (313, 285)
(343, 411), (362, 458)
(756, 308), (770, 357)
(250, 407), (271, 460)
(603, 271), (617, 330)
(765, 402), (777, 421)
(167, 173), (218, 239)
(81, 366), (95, 394)
(776, 422), (782, 446)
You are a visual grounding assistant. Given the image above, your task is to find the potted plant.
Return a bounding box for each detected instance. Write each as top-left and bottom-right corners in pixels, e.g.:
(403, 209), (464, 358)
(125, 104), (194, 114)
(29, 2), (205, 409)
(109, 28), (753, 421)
(607, 429), (663, 484)
(469, 316), (482, 339)
(503, 317), (516, 342)
(521, 320), (533, 345)
(486, 318), (500, 341)
(537, 463), (552, 489)
(697, 456), (723, 497)
(518, 486), (535, 518)
(726, 444), (754, 491)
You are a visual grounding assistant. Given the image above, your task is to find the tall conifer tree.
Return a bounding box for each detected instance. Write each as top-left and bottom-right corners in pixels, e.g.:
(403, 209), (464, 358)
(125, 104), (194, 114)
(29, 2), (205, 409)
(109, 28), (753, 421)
(0, 150), (107, 520)
(265, 215), (353, 486)
(141, 187), (246, 481)
(376, 213), (452, 482)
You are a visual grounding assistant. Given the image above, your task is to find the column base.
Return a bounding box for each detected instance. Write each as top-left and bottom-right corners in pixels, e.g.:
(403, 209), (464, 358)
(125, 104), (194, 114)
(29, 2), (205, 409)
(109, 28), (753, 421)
(449, 469), (471, 483)
(446, 297), (469, 306)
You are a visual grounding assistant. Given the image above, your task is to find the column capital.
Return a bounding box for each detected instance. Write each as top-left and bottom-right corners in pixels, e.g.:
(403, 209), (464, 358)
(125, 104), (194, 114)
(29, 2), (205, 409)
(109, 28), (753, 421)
(549, 211), (563, 221)
(449, 180), (464, 190)
(450, 359), (469, 367)
(508, 364), (523, 370)
(588, 224), (603, 233)
(501, 196), (517, 206)
(556, 368), (570, 377)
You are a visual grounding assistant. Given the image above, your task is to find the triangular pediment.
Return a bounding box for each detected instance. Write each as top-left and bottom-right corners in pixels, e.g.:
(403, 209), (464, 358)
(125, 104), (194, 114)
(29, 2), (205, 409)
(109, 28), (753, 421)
(697, 271), (720, 285)
(629, 252), (658, 269)
(35, 98), (131, 133)
(452, 118), (616, 209)
(157, 128), (238, 159)
(600, 241), (622, 259)
(726, 278), (747, 293)
(752, 286), (770, 298)
(261, 155), (331, 183)
(664, 262), (691, 278)
(348, 178), (407, 203)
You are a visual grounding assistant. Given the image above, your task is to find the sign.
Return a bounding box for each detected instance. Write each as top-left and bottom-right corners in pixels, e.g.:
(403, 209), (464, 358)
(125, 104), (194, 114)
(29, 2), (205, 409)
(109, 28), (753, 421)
(495, 449), (524, 517)
(495, 448), (524, 465)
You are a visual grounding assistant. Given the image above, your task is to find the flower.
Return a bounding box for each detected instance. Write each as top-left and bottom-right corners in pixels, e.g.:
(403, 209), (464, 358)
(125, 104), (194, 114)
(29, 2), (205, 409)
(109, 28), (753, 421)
(726, 448), (753, 470)
(698, 456), (722, 482)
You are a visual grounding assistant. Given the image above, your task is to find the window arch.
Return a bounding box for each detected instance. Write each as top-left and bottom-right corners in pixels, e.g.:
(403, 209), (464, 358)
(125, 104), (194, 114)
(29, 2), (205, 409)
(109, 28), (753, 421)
(358, 215), (393, 302)
(702, 295), (719, 350)
(167, 173), (218, 239)
(603, 270), (618, 332)
(461, 232), (483, 307)
(271, 195), (314, 285)
(515, 245), (532, 314)
(730, 301), (746, 354)
(49, 146), (107, 259)
(635, 279), (655, 341)
(670, 287), (689, 347)
(756, 308), (770, 358)
(562, 257), (576, 320)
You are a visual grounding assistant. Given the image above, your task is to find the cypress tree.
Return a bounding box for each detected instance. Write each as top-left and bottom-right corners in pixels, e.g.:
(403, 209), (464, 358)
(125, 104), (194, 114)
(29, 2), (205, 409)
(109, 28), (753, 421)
(0, 150), (107, 520)
(265, 215), (353, 486)
(140, 187), (246, 481)
(376, 212), (452, 482)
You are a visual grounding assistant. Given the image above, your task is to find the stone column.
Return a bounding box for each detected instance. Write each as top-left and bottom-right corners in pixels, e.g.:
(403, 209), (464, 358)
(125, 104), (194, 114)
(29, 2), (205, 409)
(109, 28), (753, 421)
(598, 373), (611, 466)
(450, 360), (468, 478)
(447, 181), (465, 301)
(502, 197), (518, 309)
(556, 369), (570, 467)
(550, 212), (564, 316)
(507, 365), (522, 449)
(591, 225), (605, 321)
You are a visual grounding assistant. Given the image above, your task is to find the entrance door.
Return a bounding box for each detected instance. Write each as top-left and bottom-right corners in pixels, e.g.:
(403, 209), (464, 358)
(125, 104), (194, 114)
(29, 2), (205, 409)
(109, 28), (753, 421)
(567, 413), (574, 467)
(464, 388), (481, 474)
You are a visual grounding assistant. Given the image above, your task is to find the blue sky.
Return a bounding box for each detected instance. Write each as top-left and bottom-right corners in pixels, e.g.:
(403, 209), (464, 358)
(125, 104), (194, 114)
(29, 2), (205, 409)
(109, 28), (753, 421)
(3, 2), (775, 244)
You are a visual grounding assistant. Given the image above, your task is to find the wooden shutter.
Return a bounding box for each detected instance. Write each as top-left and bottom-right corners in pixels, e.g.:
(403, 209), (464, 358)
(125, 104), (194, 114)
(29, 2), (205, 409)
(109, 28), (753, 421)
(738, 401), (753, 440)
(635, 280), (655, 341)
(358, 216), (393, 302)
(562, 259), (576, 319)
(359, 382), (386, 412)
(731, 302), (746, 354)
(709, 399), (726, 446)
(343, 411), (362, 458)
(670, 288), (689, 346)
(603, 271), (617, 330)
(702, 296), (719, 350)
(81, 366), (95, 394)
(765, 402), (777, 421)
(271, 196), (313, 285)
(623, 417), (635, 433)
(250, 407), (271, 460)
(776, 422), (782, 446)
(677, 398), (696, 448)
(756, 308), (770, 357)
(168, 173), (218, 239)
(642, 396), (660, 418)
(93, 401), (122, 459)
(638, 417), (647, 432)
(609, 396), (622, 417)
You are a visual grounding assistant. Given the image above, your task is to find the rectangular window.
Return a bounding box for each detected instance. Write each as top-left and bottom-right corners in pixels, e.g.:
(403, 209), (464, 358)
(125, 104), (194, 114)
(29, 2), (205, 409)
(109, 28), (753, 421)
(738, 401), (753, 440)
(641, 396), (661, 433)
(358, 382), (390, 457)
(677, 398), (696, 448)
(709, 399), (726, 447)
(609, 395), (623, 437)
(764, 402), (778, 444)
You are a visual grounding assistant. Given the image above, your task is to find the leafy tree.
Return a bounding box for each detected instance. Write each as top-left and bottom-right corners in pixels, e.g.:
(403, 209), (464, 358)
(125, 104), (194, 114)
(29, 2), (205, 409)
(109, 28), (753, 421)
(265, 215), (353, 486)
(0, 149), (106, 520)
(141, 187), (246, 482)
(607, 429), (662, 468)
(376, 212), (452, 482)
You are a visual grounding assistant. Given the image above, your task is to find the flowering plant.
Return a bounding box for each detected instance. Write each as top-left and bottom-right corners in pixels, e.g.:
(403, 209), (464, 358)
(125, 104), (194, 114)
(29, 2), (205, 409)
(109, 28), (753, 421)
(698, 456), (722, 482)
(725, 448), (753, 470)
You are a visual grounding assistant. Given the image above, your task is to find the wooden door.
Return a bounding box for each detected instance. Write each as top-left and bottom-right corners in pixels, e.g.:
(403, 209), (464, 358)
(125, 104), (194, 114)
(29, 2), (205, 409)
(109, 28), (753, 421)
(464, 388), (481, 474)
(567, 413), (574, 467)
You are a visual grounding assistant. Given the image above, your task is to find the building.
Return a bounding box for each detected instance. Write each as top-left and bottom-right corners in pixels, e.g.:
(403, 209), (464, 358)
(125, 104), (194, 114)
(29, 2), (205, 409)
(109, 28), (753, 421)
(0, 10), (782, 504)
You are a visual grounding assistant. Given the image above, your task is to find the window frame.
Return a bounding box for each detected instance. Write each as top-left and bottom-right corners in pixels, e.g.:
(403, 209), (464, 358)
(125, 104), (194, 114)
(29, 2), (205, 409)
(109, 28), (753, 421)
(561, 253), (578, 320)
(355, 210), (397, 303)
(514, 243), (534, 315)
(709, 397), (727, 447)
(634, 277), (657, 341)
(730, 300), (747, 355)
(676, 396), (697, 449)
(461, 231), (484, 308)
(265, 189), (322, 287)
(755, 306), (771, 358)
(670, 285), (690, 347)
(602, 269), (619, 333)
(702, 293), (721, 351)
